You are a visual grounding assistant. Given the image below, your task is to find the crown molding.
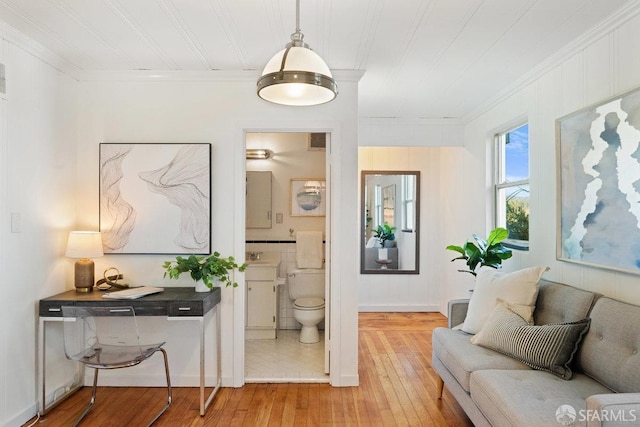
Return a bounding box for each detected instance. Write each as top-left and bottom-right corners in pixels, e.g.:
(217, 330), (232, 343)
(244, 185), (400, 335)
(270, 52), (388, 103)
(462, 0), (640, 124)
(0, 20), (82, 80)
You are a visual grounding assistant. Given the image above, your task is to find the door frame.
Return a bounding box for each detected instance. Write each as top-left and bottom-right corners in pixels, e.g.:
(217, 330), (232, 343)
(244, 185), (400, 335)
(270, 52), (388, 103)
(232, 121), (340, 387)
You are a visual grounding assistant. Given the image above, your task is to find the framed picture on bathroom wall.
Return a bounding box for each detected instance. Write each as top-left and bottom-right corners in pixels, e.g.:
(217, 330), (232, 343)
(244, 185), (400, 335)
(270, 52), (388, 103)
(290, 179), (326, 217)
(99, 143), (211, 254)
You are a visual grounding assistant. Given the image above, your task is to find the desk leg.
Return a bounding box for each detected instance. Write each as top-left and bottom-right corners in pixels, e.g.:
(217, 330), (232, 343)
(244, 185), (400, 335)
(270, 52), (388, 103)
(169, 306), (221, 417)
(38, 317), (84, 416)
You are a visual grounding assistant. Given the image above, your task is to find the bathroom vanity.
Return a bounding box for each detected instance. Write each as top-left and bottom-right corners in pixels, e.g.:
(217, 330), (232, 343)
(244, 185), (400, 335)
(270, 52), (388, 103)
(245, 257), (280, 339)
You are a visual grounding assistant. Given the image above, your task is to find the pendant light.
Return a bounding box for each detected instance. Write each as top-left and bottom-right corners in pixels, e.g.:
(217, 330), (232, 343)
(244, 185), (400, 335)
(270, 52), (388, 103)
(257, 0), (338, 106)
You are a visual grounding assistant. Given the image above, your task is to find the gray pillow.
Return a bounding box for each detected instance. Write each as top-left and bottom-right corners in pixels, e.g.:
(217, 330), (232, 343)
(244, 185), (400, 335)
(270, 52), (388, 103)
(471, 302), (590, 379)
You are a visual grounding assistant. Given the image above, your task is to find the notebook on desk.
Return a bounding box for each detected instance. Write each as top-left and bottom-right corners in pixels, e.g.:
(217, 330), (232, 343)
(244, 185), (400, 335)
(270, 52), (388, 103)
(102, 286), (164, 300)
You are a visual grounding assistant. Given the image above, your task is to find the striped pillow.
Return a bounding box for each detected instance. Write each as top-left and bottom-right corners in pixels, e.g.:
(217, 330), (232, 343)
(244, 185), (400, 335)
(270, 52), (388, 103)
(471, 301), (591, 379)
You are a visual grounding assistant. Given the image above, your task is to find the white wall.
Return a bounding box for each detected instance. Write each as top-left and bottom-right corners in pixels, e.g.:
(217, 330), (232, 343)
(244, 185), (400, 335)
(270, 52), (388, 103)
(358, 146), (464, 312)
(441, 4), (640, 310)
(74, 72), (361, 390)
(246, 132), (327, 330)
(246, 132), (326, 240)
(0, 37), (78, 425)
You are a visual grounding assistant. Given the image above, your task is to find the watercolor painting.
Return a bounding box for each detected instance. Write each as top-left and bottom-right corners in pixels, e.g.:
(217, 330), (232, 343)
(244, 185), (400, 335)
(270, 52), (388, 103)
(557, 88), (640, 274)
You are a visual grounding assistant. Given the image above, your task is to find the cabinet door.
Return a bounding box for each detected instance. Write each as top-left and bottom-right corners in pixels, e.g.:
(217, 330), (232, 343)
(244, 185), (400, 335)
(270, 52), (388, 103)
(246, 281), (275, 328)
(246, 171), (272, 228)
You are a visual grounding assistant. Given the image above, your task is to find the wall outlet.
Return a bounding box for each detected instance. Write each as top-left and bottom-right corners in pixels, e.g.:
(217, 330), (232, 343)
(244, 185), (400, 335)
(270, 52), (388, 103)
(276, 213), (283, 224)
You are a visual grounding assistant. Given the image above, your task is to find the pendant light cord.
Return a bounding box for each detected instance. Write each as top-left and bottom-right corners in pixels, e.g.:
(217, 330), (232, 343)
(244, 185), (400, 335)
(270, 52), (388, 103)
(295, 0), (301, 33)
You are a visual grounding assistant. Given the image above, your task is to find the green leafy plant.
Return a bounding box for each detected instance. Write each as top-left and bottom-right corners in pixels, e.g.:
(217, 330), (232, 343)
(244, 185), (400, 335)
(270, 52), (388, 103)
(372, 222), (397, 246)
(163, 252), (247, 288)
(446, 227), (513, 276)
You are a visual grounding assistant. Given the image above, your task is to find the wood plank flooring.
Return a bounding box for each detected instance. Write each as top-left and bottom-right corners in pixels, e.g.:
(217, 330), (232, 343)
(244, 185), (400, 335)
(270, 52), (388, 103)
(26, 313), (472, 426)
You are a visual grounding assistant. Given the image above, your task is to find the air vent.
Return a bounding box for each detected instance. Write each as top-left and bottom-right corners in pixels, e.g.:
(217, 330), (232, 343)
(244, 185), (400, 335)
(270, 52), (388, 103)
(308, 133), (326, 151)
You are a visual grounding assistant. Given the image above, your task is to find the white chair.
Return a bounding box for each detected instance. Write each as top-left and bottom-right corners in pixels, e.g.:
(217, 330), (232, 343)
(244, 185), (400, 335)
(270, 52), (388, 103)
(62, 305), (172, 426)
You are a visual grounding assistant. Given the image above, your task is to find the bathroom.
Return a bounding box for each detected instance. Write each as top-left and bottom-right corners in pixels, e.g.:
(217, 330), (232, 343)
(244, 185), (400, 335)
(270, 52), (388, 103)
(244, 132), (328, 382)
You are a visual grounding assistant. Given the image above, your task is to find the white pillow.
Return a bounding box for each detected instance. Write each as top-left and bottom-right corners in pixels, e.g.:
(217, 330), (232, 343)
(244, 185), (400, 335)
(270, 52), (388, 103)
(461, 266), (548, 334)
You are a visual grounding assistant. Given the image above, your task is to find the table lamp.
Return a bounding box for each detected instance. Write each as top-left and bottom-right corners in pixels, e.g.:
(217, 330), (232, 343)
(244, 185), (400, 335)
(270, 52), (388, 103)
(65, 231), (104, 292)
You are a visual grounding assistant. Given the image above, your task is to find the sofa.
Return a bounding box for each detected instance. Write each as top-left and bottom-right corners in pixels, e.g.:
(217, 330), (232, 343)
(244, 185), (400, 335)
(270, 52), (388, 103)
(432, 279), (640, 426)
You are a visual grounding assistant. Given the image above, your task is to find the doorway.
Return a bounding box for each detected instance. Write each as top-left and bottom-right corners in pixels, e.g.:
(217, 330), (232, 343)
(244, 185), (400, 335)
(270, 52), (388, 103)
(244, 132), (330, 383)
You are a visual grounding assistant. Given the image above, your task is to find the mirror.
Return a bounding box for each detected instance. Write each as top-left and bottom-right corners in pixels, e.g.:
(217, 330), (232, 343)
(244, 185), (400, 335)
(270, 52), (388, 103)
(361, 171), (420, 274)
(246, 171), (272, 228)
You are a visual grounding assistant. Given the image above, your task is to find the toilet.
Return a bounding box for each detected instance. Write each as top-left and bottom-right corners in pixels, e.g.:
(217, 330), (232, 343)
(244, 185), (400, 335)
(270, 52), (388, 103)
(287, 267), (325, 343)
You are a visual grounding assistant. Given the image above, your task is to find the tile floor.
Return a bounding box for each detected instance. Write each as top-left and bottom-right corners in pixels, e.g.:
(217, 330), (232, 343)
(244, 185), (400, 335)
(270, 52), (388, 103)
(245, 330), (328, 383)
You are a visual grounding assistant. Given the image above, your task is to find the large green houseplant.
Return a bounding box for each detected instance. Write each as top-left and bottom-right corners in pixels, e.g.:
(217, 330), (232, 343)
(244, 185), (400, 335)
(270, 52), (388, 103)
(446, 227), (513, 276)
(163, 252), (247, 289)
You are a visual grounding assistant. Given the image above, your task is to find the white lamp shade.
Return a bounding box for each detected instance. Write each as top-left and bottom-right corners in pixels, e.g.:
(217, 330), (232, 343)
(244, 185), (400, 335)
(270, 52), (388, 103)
(65, 231), (104, 259)
(262, 47), (333, 76)
(258, 47), (337, 106)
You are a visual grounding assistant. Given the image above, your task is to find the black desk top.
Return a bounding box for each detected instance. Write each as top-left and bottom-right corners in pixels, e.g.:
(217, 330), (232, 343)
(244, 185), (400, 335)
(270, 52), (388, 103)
(39, 287), (221, 317)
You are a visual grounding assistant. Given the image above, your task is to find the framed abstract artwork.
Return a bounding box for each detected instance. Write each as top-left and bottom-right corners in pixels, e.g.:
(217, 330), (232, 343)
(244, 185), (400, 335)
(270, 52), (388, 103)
(290, 179), (326, 217)
(556, 87), (640, 274)
(99, 143), (211, 254)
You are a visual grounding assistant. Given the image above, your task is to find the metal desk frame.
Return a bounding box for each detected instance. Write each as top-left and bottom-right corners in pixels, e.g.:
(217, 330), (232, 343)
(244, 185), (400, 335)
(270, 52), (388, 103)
(37, 287), (221, 417)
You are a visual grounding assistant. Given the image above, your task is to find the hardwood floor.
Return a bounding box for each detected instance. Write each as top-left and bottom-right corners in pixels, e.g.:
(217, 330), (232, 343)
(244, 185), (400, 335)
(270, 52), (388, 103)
(26, 313), (472, 426)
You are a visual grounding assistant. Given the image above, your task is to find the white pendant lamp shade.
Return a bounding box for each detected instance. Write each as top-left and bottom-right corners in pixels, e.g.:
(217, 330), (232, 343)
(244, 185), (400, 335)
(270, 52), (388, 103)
(257, 0), (338, 106)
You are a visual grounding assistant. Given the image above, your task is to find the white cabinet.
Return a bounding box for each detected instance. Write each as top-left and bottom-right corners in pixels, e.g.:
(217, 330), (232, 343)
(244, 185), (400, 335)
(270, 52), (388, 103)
(245, 264), (278, 339)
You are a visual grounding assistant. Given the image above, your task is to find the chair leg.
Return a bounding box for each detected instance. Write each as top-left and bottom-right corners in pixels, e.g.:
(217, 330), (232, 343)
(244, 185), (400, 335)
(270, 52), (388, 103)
(73, 368), (99, 427)
(146, 348), (172, 427)
(436, 375), (444, 399)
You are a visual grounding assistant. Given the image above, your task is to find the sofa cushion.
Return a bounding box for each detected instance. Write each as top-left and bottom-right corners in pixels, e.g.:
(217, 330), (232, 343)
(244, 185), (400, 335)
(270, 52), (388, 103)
(471, 301), (590, 379)
(577, 297), (640, 393)
(470, 370), (612, 427)
(432, 327), (530, 393)
(534, 280), (597, 325)
(462, 266), (547, 334)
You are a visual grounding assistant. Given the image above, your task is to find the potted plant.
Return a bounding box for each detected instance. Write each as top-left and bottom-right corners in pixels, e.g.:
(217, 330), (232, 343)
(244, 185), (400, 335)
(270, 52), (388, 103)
(446, 227), (513, 276)
(163, 252), (247, 291)
(373, 222), (397, 247)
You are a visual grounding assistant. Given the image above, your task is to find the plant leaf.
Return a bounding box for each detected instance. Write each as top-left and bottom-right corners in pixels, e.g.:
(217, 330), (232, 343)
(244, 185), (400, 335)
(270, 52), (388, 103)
(487, 227), (509, 245)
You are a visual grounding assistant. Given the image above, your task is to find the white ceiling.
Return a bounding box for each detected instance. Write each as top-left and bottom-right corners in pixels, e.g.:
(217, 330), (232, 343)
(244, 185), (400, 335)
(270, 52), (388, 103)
(0, 0), (632, 119)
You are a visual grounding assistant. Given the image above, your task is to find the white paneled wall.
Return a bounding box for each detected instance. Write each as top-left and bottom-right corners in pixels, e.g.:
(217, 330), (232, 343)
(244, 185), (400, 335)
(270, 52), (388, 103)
(357, 146), (459, 312)
(443, 11), (640, 309)
(0, 38), (78, 426)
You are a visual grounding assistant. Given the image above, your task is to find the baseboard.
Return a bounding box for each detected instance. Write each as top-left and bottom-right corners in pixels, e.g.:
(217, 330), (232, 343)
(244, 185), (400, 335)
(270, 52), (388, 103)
(332, 374), (359, 387)
(358, 304), (440, 312)
(5, 402), (37, 427)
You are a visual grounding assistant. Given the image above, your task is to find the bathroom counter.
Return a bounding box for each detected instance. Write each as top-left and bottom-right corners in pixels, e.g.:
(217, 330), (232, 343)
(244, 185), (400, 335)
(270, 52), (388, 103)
(245, 252), (281, 268)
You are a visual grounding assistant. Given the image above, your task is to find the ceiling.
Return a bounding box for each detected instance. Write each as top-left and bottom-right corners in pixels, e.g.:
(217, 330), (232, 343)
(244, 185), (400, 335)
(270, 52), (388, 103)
(0, 0), (632, 120)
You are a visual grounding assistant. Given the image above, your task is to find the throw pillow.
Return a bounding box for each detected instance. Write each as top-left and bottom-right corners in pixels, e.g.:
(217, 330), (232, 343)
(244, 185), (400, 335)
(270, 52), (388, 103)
(471, 302), (591, 379)
(461, 266), (548, 334)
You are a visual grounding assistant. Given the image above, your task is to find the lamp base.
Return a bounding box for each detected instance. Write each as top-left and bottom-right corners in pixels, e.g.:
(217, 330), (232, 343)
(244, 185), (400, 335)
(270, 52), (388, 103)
(74, 258), (95, 293)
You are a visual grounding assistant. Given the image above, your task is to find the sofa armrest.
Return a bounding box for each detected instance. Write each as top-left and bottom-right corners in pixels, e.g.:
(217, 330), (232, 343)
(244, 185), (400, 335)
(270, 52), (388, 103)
(586, 393), (640, 426)
(447, 299), (470, 329)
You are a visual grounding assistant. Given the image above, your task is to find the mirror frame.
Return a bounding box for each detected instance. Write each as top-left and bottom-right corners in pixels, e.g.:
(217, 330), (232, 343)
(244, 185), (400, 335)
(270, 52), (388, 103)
(360, 170), (420, 274)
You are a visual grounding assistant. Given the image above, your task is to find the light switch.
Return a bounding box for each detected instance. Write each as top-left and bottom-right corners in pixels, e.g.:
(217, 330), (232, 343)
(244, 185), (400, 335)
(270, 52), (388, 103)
(11, 212), (21, 233)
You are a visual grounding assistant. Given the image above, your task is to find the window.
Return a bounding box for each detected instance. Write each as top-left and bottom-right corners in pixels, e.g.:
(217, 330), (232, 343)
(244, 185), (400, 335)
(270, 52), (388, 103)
(401, 174), (415, 231)
(373, 184), (382, 228)
(495, 123), (530, 250)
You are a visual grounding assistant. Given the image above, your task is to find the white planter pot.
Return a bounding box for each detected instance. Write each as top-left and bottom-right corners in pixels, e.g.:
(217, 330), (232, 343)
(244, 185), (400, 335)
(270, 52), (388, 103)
(194, 279), (211, 292)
